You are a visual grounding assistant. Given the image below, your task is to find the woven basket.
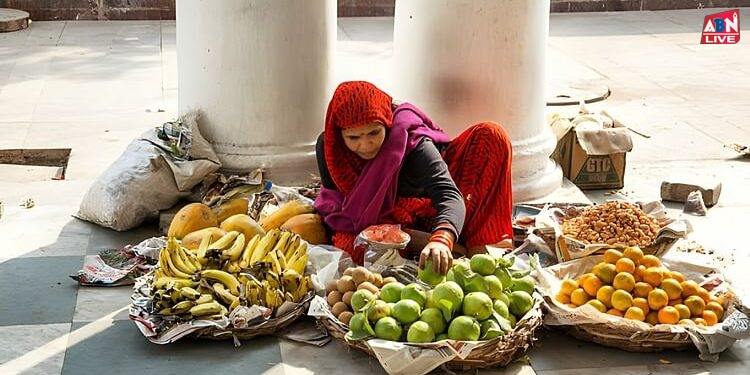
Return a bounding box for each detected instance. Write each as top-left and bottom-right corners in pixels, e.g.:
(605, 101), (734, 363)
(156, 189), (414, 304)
(319, 303), (543, 371)
(190, 291), (314, 340)
(559, 323), (692, 352)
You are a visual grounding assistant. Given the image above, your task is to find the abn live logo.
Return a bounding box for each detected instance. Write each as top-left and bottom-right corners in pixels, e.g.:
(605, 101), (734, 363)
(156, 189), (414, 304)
(701, 9), (740, 44)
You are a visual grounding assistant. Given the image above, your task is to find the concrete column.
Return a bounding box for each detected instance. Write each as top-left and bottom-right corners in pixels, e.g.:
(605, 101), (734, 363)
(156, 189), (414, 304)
(177, 0), (336, 184)
(393, 0), (561, 202)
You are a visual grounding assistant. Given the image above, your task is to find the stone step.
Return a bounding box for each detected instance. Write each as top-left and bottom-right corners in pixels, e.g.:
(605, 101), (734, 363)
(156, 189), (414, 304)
(0, 8), (29, 33)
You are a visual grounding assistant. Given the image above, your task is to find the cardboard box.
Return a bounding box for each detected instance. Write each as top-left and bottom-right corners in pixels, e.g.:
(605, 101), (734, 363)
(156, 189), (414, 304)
(550, 112), (633, 190)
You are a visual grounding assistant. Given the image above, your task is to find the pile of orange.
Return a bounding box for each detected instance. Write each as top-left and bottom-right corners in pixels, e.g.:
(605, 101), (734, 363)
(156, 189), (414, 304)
(556, 247), (726, 327)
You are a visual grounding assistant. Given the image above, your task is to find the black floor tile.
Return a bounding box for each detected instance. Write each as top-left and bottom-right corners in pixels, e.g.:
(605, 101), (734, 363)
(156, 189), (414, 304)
(0, 256), (82, 326)
(62, 320), (283, 375)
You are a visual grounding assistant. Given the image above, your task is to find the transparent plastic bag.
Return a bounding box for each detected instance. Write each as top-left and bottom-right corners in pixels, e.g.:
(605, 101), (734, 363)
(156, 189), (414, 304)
(356, 224), (411, 273)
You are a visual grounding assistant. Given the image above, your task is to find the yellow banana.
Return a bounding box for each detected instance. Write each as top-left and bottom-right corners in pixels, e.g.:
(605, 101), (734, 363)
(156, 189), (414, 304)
(208, 231), (240, 250)
(270, 230), (292, 257)
(288, 253), (308, 274)
(229, 297), (241, 311)
(195, 231), (213, 261)
(249, 229), (281, 264)
(280, 269), (301, 293)
(287, 241), (308, 266)
(265, 271), (281, 289)
(157, 307), (173, 315)
(180, 286), (201, 300)
(151, 276), (197, 290)
(169, 243), (197, 275)
(171, 300), (196, 314)
(284, 291), (296, 302)
(221, 233), (246, 261)
(200, 269), (242, 296)
(283, 235), (301, 262)
(239, 234), (261, 268)
(195, 294), (213, 304)
(265, 249), (282, 275)
(212, 283), (240, 306)
(158, 248), (175, 277)
(161, 246), (193, 279)
(181, 247), (203, 271)
(223, 261), (241, 274)
(189, 301), (224, 317)
(265, 288), (278, 309)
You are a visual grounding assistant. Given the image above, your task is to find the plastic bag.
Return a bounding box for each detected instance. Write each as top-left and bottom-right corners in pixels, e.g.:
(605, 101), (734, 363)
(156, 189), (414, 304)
(356, 224), (411, 273)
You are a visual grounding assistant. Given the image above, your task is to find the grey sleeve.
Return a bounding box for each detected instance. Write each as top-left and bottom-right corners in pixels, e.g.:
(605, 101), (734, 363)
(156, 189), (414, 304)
(402, 139), (465, 237)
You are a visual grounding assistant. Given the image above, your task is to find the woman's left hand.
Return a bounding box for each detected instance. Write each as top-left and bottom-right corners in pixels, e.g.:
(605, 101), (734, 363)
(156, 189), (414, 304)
(418, 241), (453, 275)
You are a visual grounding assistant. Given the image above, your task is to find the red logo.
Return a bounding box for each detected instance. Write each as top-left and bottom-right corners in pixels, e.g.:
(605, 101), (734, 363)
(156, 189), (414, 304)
(701, 9), (740, 44)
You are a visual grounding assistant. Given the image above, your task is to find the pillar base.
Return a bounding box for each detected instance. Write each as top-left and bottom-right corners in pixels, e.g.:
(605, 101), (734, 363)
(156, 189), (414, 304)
(511, 131), (562, 202)
(212, 143), (317, 186)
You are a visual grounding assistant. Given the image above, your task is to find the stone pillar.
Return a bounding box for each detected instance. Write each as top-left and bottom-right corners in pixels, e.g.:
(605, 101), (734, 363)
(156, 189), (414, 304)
(393, 0), (561, 202)
(177, 0), (336, 184)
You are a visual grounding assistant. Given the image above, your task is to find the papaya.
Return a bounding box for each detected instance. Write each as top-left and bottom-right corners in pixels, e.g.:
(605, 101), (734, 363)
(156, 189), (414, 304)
(213, 198), (250, 224)
(280, 213), (327, 245)
(181, 227), (227, 250)
(219, 214), (266, 241)
(168, 203), (219, 239)
(259, 199), (314, 231)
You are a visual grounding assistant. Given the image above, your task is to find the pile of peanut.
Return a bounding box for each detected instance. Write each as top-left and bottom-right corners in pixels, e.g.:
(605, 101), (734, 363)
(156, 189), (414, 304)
(561, 201), (661, 247)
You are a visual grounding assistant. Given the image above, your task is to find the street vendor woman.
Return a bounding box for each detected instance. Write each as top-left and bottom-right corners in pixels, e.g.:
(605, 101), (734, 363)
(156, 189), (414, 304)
(314, 81), (513, 275)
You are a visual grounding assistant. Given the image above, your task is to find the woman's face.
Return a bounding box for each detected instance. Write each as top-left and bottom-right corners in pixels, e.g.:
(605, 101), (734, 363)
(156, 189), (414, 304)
(341, 122), (386, 160)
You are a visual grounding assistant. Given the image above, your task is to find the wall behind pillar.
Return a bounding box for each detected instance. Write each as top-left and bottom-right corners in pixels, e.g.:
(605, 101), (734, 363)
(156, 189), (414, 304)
(0, 0), (175, 20)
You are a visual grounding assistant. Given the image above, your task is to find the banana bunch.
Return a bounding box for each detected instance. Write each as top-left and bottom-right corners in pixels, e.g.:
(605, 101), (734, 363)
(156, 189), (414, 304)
(148, 228), (312, 320)
(242, 269), (313, 310)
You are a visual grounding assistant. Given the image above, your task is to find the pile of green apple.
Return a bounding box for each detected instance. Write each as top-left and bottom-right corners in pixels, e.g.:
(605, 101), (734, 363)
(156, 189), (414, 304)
(345, 253), (536, 343)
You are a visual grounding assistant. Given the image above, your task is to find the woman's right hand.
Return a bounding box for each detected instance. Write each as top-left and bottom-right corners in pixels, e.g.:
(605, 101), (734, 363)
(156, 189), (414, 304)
(418, 241), (453, 275)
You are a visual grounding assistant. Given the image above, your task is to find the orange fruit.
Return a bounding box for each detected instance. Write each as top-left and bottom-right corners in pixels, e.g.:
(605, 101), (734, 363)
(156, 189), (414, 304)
(660, 278), (683, 300)
(642, 267), (665, 287)
(593, 263), (617, 284)
(693, 317), (707, 326)
(673, 304), (691, 320)
(567, 303), (578, 309)
(658, 306), (680, 324)
(632, 297), (650, 315)
(586, 299), (607, 313)
(633, 282), (653, 298)
(591, 263), (617, 284)
(696, 287), (711, 304)
(615, 257), (636, 274)
(647, 288), (669, 310)
(705, 301), (725, 321)
(555, 292), (571, 304)
(633, 265), (646, 282)
(639, 254), (661, 268)
(577, 272), (596, 285)
(611, 289), (633, 312)
(603, 248), (623, 264)
(645, 311), (660, 325)
(684, 295), (706, 316)
(570, 288), (590, 306)
(669, 271), (686, 283)
(624, 306), (646, 321)
(613, 272), (636, 292)
(622, 246), (644, 264)
(607, 308), (624, 317)
(560, 278), (579, 296)
(702, 310), (718, 326)
(582, 276), (604, 297)
(680, 280), (700, 298)
(596, 285), (616, 308)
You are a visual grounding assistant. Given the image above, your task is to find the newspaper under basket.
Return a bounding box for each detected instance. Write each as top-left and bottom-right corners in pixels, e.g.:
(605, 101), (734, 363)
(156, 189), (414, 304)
(319, 299), (543, 371)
